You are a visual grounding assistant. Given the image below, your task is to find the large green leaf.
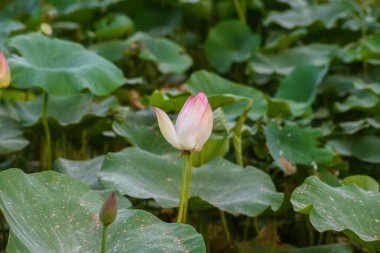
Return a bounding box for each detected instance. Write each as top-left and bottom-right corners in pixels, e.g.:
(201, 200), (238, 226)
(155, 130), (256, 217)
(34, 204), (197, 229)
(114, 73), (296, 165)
(250, 44), (337, 75)
(126, 32), (192, 74)
(46, 0), (119, 15)
(99, 148), (284, 217)
(267, 65), (328, 116)
(15, 93), (117, 127)
(149, 90), (188, 112)
(0, 116), (29, 155)
(341, 32), (380, 63)
(275, 65), (327, 104)
(204, 19), (261, 73)
(291, 176), (380, 250)
(134, 7), (182, 36)
(335, 80), (380, 112)
(149, 90), (244, 113)
(0, 169), (206, 253)
(187, 70), (267, 120)
(328, 135), (380, 163)
(341, 175), (379, 192)
(277, 244), (353, 253)
(0, 20), (24, 35)
(192, 134), (229, 167)
(0, 0), (38, 19)
(265, 122), (333, 174)
(95, 13), (134, 39)
(265, 0), (357, 29)
(339, 118), (380, 134)
(53, 156), (132, 207)
(112, 120), (229, 166)
(54, 156), (105, 190)
(238, 242), (353, 253)
(266, 98), (308, 118)
(9, 33), (125, 96)
(265, 29), (307, 50)
(112, 121), (176, 155)
(335, 91), (378, 112)
(89, 40), (128, 62)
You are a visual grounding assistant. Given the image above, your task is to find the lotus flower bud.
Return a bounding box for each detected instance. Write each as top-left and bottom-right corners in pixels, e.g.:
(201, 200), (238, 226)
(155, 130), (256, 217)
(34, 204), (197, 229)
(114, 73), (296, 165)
(99, 192), (117, 226)
(0, 52), (10, 88)
(154, 91), (213, 152)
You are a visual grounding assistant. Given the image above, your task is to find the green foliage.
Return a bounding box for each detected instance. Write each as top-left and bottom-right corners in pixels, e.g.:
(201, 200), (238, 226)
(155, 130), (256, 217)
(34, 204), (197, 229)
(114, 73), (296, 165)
(0, 116), (29, 155)
(204, 20), (261, 73)
(0, 169), (205, 253)
(328, 135), (380, 163)
(265, 122), (333, 174)
(250, 44), (337, 75)
(112, 121), (176, 154)
(15, 94), (117, 127)
(99, 147), (284, 216)
(265, 0), (358, 29)
(1, 0), (380, 252)
(126, 32), (193, 74)
(95, 13), (134, 39)
(9, 33), (125, 96)
(341, 175), (379, 192)
(187, 70), (267, 120)
(291, 176), (380, 250)
(54, 156), (105, 190)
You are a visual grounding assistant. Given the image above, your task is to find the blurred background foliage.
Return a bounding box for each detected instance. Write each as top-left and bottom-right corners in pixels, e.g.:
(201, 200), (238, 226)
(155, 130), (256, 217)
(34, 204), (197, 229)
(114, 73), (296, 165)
(1, 0), (380, 252)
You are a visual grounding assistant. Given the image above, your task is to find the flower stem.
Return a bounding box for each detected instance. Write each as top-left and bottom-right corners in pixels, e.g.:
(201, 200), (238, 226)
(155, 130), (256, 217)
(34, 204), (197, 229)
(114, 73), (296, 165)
(233, 0), (246, 23)
(101, 224), (107, 253)
(42, 93), (52, 170)
(269, 219), (277, 253)
(305, 215), (314, 245)
(220, 211), (232, 244)
(182, 152), (193, 223)
(253, 216), (261, 239)
(243, 217), (250, 240)
(177, 153), (188, 223)
(233, 99), (253, 167)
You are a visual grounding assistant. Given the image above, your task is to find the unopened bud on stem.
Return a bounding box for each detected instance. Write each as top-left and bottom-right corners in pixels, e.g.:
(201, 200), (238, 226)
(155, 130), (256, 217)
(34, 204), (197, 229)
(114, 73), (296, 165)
(99, 192), (117, 226)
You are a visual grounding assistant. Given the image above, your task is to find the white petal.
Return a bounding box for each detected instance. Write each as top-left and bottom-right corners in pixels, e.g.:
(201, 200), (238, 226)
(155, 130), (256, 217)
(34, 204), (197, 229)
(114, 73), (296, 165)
(176, 96), (207, 151)
(194, 104), (213, 151)
(154, 107), (181, 150)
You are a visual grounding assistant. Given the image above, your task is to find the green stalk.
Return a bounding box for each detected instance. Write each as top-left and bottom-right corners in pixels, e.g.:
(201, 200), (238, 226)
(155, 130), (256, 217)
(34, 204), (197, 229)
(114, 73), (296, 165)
(220, 211), (232, 244)
(269, 219), (277, 253)
(80, 130), (88, 159)
(0, 214), (7, 243)
(177, 153), (188, 223)
(305, 216), (314, 245)
(101, 225), (107, 253)
(253, 216), (261, 239)
(42, 93), (52, 170)
(317, 232), (324, 245)
(241, 0), (247, 23)
(233, 100), (253, 167)
(200, 149), (205, 166)
(182, 152), (193, 223)
(233, 100), (254, 241)
(233, 0), (246, 23)
(243, 217), (250, 240)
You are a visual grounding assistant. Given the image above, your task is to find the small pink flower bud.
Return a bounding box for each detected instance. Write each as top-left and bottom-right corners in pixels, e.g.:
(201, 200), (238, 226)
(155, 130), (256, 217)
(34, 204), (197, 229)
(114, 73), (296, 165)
(154, 91), (213, 152)
(0, 52), (10, 88)
(99, 192), (117, 226)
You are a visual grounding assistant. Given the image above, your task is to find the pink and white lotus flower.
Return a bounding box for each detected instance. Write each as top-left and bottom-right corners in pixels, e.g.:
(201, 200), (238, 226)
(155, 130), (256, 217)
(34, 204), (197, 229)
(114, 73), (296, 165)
(154, 91), (213, 152)
(0, 52), (10, 88)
